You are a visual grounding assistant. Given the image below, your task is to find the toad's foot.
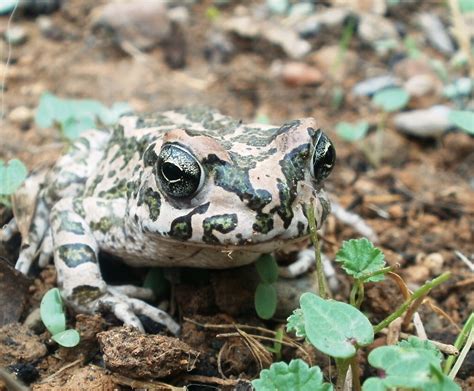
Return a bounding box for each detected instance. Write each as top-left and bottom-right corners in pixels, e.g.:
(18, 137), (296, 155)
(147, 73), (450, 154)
(97, 287), (180, 335)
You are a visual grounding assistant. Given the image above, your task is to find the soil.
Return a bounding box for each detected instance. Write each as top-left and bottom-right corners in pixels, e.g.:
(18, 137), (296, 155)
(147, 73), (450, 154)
(0, 0), (473, 390)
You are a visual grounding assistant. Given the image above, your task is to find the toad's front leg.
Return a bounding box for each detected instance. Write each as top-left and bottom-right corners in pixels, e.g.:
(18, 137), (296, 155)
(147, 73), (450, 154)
(50, 197), (180, 334)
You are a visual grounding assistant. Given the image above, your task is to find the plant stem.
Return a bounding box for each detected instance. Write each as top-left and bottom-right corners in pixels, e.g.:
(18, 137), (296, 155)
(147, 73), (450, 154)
(306, 204), (328, 299)
(373, 272), (451, 334)
(350, 355), (361, 391)
(350, 280), (364, 308)
(360, 266), (396, 282)
(335, 358), (350, 391)
(444, 312), (474, 374)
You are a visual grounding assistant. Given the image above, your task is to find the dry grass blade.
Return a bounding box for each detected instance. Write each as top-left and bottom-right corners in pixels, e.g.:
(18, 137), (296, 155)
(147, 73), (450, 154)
(112, 373), (186, 391)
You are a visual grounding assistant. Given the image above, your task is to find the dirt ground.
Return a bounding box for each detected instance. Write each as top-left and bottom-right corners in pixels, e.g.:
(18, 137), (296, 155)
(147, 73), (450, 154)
(0, 0), (473, 390)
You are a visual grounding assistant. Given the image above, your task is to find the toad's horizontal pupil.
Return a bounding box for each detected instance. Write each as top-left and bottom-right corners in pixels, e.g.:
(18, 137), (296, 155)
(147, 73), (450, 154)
(162, 162), (183, 182)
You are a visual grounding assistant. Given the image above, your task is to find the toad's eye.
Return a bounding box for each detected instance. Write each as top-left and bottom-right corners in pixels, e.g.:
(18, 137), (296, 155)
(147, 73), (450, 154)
(156, 143), (204, 199)
(310, 130), (336, 182)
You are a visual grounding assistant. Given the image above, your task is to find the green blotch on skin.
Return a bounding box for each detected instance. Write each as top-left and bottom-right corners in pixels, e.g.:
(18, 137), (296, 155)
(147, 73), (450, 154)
(202, 214), (238, 244)
(168, 203), (210, 241)
(253, 213), (274, 234)
(71, 285), (102, 305)
(137, 187), (161, 221)
(57, 212), (85, 235)
(58, 243), (97, 268)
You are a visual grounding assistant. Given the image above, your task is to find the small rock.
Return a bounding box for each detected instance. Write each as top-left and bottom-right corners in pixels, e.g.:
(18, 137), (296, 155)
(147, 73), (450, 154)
(393, 58), (434, 79)
(91, 0), (172, 51)
(23, 308), (44, 334)
(333, 0), (387, 15)
(204, 30), (234, 64)
(404, 264), (430, 284)
(262, 23), (311, 59)
(296, 8), (351, 36)
(311, 45), (358, 81)
(394, 105), (452, 138)
(0, 323), (47, 366)
(418, 13), (455, 55)
(421, 252), (444, 275)
(4, 25), (27, 45)
(403, 73), (440, 98)
(98, 327), (199, 379)
(443, 77), (473, 99)
(8, 106), (33, 127)
(167, 6), (189, 25)
(358, 13), (398, 46)
(275, 61), (323, 86)
(36, 15), (64, 40)
(275, 274), (317, 318)
(352, 75), (401, 96)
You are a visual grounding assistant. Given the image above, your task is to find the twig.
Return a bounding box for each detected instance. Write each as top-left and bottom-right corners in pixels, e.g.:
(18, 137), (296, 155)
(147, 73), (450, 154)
(379, 329), (459, 355)
(455, 251), (474, 273)
(39, 358), (82, 384)
(413, 312), (428, 340)
(181, 374), (247, 387)
(112, 373), (185, 390)
(373, 273), (451, 334)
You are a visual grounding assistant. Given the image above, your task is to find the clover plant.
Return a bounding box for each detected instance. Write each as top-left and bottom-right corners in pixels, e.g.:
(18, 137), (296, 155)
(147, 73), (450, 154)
(449, 110), (474, 135)
(40, 288), (80, 347)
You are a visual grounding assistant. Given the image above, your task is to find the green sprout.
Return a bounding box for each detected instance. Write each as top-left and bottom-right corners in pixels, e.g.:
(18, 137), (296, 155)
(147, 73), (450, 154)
(370, 87), (410, 166)
(35, 92), (131, 141)
(254, 254), (279, 320)
(40, 288), (80, 348)
(0, 158), (28, 207)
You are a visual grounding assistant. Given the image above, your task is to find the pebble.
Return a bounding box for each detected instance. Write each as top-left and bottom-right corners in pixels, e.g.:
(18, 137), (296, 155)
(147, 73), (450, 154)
(352, 75), (401, 96)
(393, 105), (452, 138)
(357, 13), (399, 46)
(275, 61), (323, 86)
(288, 2), (314, 18)
(8, 106), (33, 127)
(333, 0), (387, 15)
(404, 264), (430, 284)
(310, 45), (358, 81)
(297, 7), (350, 37)
(167, 6), (189, 25)
(91, 0), (172, 51)
(417, 13), (455, 55)
(443, 77), (473, 99)
(23, 308), (44, 334)
(403, 73), (440, 98)
(4, 25), (27, 46)
(393, 58), (434, 79)
(420, 252), (444, 275)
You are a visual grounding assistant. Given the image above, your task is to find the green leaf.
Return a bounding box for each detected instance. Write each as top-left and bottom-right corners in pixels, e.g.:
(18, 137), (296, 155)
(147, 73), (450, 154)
(286, 308), (306, 338)
(449, 110), (474, 135)
(398, 336), (443, 361)
(255, 282), (277, 320)
(336, 121), (369, 142)
(0, 0), (17, 14)
(61, 117), (96, 140)
(252, 359), (333, 391)
(40, 288), (66, 335)
(363, 344), (460, 390)
(98, 101), (132, 125)
(143, 267), (169, 298)
(459, 0), (474, 13)
(299, 293), (374, 358)
(256, 254), (279, 283)
(335, 238), (386, 282)
(0, 159), (28, 195)
(51, 329), (80, 348)
(372, 87), (409, 112)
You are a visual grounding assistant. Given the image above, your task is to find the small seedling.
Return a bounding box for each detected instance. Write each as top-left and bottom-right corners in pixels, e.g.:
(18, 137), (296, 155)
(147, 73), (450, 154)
(35, 92), (131, 141)
(40, 288), (80, 347)
(448, 110), (474, 135)
(336, 121), (370, 142)
(370, 87), (409, 166)
(0, 158), (28, 207)
(336, 238), (391, 307)
(254, 254), (279, 319)
(252, 359), (333, 391)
